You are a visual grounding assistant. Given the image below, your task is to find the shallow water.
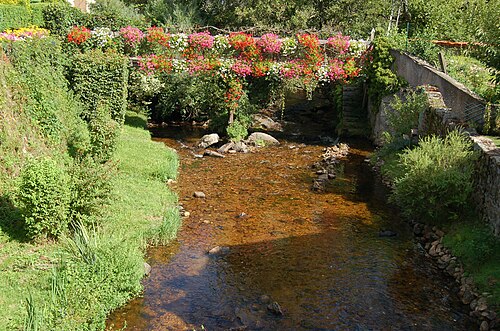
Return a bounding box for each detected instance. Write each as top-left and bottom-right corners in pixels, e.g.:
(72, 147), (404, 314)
(107, 124), (474, 331)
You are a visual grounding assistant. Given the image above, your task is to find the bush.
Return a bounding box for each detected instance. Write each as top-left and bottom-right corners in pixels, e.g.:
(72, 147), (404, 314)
(4, 37), (90, 152)
(87, 104), (120, 163)
(71, 49), (129, 124)
(19, 157), (71, 239)
(390, 130), (478, 224)
(68, 156), (114, 226)
(41, 3), (86, 36)
(383, 88), (428, 145)
(155, 73), (225, 122)
(0, 5), (32, 31)
(88, 0), (145, 30)
(226, 120), (247, 142)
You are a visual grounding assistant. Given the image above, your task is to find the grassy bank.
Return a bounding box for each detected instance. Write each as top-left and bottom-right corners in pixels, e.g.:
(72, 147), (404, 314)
(0, 112), (180, 330)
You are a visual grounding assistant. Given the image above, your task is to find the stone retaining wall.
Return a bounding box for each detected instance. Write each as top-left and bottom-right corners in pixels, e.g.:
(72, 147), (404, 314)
(470, 136), (500, 236)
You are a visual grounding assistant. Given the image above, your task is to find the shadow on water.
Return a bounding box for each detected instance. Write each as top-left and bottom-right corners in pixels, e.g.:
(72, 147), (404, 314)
(108, 110), (474, 330)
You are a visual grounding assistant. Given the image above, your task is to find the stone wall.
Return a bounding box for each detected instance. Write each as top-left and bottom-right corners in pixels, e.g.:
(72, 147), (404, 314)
(390, 50), (489, 125)
(470, 136), (500, 236)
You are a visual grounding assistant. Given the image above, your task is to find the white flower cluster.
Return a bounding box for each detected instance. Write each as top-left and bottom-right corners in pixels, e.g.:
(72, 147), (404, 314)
(169, 33), (188, 53)
(91, 27), (115, 47)
(349, 39), (369, 57)
(213, 35), (230, 52)
(171, 59), (188, 73)
(217, 58), (236, 80)
(317, 64), (331, 83)
(267, 62), (283, 81)
(281, 37), (297, 57)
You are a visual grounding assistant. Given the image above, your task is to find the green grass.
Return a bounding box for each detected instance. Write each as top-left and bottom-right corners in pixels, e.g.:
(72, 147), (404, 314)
(0, 112), (180, 330)
(446, 54), (499, 103)
(443, 221), (500, 310)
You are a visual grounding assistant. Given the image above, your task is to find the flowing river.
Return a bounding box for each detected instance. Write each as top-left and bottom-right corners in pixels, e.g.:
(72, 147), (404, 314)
(107, 120), (474, 330)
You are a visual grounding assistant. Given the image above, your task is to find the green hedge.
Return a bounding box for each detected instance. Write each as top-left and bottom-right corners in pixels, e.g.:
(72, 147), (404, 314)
(0, 4), (47, 31)
(71, 49), (129, 125)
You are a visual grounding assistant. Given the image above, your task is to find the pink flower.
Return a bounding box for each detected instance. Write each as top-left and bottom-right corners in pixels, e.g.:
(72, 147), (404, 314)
(327, 59), (346, 81)
(188, 31), (214, 50)
(326, 33), (350, 55)
(120, 26), (144, 47)
(257, 33), (282, 54)
(231, 60), (252, 77)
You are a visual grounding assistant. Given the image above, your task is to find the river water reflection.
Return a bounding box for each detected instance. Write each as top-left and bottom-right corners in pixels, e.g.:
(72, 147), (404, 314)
(107, 125), (474, 330)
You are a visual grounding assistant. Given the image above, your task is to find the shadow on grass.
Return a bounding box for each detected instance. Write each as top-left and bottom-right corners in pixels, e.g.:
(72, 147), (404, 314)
(125, 112), (148, 129)
(0, 194), (29, 242)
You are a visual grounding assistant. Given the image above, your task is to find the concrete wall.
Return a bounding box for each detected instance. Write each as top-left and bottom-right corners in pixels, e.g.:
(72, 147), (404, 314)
(390, 50), (488, 124)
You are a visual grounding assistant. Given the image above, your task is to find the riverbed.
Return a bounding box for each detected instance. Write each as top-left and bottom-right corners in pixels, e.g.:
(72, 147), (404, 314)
(107, 124), (474, 330)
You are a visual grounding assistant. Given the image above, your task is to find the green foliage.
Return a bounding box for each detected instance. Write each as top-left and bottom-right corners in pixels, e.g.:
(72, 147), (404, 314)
(384, 88), (428, 143)
(68, 157), (114, 226)
(443, 222), (498, 267)
(71, 49), (129, 124)
(145, 0), (203, 30)
(365, 36), (404, 106)
(226, 120), (247, 142)
(41, 3), (86, 36)
(155, 73), (225, 122)
(89, 0), (146, 30)
(18, 157), (71, 239)
(446, 54), (499, 103)
(87, 104), (120, 163)
(0, 4), (46, 31)
(390, 130), (478, 225)
(4, 37), (90, 152)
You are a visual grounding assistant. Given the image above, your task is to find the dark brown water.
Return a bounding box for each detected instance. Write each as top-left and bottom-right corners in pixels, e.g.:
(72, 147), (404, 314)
(107, 124), (474, 331)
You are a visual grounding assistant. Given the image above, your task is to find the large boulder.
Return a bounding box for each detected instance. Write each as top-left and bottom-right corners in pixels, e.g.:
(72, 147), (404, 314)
(197, 133), (220, 148)
(246, 132), (279, 146)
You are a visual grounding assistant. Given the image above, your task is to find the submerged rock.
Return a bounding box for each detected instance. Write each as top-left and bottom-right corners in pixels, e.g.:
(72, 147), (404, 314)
(193, 191), (206, 198)
(204, 150), (225, 158)
(198, 133), (219, 148)
(379, 229), (397, 237)
(207, 246), (229, 255)
(144, 262), (152, 276)
(267, 301), (283, 316)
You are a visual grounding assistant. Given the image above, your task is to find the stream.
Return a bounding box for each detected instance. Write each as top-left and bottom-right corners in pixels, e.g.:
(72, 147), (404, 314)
(107, 118), (475, 330)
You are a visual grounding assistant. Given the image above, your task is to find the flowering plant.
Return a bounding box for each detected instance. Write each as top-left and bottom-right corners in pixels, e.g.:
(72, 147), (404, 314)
(0, 27), (49, 41)
(120, 26), (144, 49)
(257, 33), (282, 55)
(229, 32), (260, 60)
(326, 33), (350, 56)
(188, 31), (214, 52)
(91, 27), (115, 49)
(67, 26), (91, 45)
(146, 27), (170, 48)
(296, 33), (322, 64)
(231, 60), (253, 77)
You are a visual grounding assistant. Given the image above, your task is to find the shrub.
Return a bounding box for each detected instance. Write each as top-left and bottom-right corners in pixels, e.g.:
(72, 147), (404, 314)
(87, 104), (120, 163)
(88, 0), (145, 30)
(226, 120), (247, 142)
(19, 157), (71, 239)
(71, 49), (129, 124)
(390, 130), (478, 224)
(4, 37), (89, 152)
(42, 3), (86, 36)
(0, 5), (32, 31)
(68, 156), (114, 226)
